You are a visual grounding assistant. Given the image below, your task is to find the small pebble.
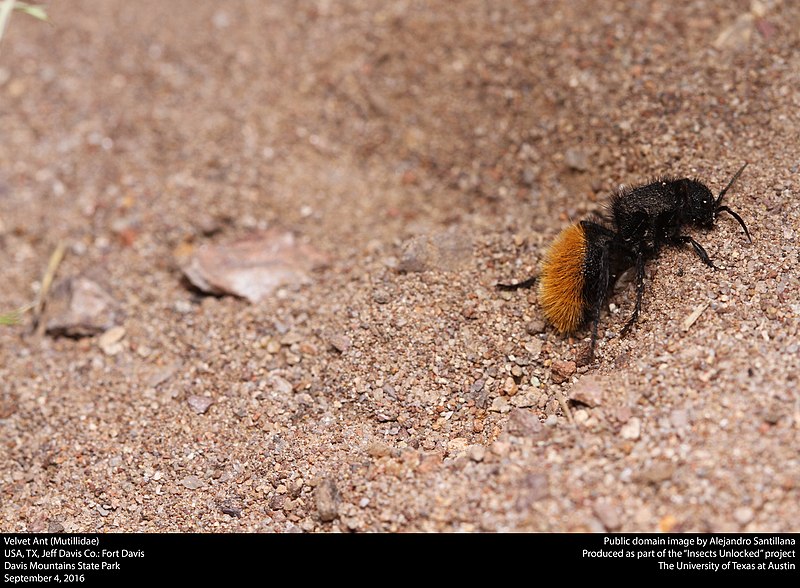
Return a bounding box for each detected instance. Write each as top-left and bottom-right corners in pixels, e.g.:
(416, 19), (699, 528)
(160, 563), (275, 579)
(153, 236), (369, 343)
(505, 408), (544, 437)
(45, 277), (118, 337)
(593, 501), (621, 530)
(550, 360), (576, 384)
(372, 290), (391, 304)
(489, 396), (512, 413)
(180, 475), (205, 490)
(503, 376), (518, 396)
(659, 515), (678, 533)
(48, 522), (65, 533)
(734, 506), (754, 525)
(524, 339), (543, 358)
(620, 417), (641, 440)
(519, 473), (549, 503)
(417, 452), (443, 473)
(570, 375), (605, 407)
(447, 437), (469, 455)
(328, 333), (351, 353)
(634, 506), (653, 527)
(467, 445), (486, 462)
(525, 320), (546, 334)
(173, 300), (193, 314)
(573, 409), (589, 424)
(564, 147), (590, 171)
(269, 376), (293, 395)
(98, 326), (126, 356)
(315, 478), (340, 522)
(299, 518), (315, 531)
(376, 411), (398, 422)
(490, 441), (510, 457)
(637, 461), (676, 484)
(182, 230), (327, 303)
(367, 441), (391, 458)
(221, 505), (243, 518)
(510, 392), (537, 408)
(670, 409), (690, 429)
(187, 395), (213, 414)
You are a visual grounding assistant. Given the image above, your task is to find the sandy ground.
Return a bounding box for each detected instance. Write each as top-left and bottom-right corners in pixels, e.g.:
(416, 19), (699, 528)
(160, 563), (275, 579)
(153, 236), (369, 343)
(1, 0), (798, 532)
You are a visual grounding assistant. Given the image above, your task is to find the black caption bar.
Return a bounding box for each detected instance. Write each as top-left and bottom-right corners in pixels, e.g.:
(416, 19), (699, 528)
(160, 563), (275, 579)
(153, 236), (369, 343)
(1, 533), (797, 582)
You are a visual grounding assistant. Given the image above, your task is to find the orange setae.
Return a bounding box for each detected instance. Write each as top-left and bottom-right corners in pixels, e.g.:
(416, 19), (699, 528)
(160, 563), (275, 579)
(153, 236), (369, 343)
(537, 223), (587, 333)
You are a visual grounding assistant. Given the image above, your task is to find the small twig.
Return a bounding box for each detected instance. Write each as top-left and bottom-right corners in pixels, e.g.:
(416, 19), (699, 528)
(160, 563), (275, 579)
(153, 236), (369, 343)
(33, 241), (67, 335)
(555, 390), (573, 424)
(681, 301), (708, 332)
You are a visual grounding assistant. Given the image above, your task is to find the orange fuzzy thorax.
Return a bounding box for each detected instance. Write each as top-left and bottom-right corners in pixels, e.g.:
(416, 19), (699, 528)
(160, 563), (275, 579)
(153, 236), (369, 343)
(537, 223), (587, 333)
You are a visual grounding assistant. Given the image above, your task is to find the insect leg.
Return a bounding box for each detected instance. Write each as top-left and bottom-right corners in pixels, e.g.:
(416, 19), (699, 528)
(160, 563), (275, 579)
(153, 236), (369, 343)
(672, 235), (717, 269)
(496, 276), (537, 291)
(589, 312), (600, 360)
(620, 253), (645, 336)
(587, 238), (612, 360)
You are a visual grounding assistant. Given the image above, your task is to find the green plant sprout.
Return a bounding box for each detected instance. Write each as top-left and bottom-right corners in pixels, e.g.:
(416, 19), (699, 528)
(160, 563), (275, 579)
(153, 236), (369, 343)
(0, 0), (48, 45)
(0, 1), (49, 326)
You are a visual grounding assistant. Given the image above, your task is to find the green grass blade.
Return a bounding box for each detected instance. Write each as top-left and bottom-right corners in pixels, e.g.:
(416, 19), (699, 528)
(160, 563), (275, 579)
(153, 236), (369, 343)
(14, 2), (47, 22)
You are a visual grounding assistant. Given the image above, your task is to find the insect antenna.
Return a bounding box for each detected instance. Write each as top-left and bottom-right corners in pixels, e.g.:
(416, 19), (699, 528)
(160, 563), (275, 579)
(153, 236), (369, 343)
(716, 205), (752, 242)
(715, 162), (748, 206)
(714, 162), (751, 241)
